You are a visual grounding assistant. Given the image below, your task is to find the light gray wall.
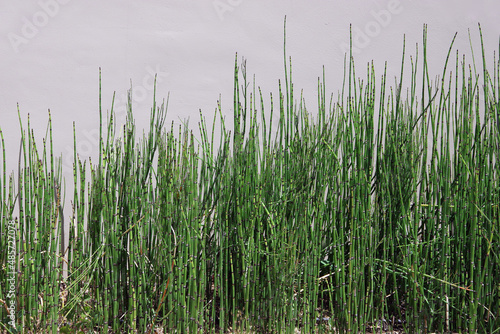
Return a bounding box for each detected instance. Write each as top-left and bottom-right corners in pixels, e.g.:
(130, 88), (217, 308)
(1, 0), (499, 213)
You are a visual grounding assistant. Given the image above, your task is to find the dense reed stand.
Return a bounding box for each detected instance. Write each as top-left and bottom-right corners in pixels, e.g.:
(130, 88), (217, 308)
(0, 23), (499, 333)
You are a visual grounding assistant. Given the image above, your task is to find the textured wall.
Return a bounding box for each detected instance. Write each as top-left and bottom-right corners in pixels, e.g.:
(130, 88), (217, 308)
(1, 0), (498, 196)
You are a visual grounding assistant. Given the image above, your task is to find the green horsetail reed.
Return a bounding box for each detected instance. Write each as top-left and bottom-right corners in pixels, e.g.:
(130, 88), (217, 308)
(1, 23), (499, 333)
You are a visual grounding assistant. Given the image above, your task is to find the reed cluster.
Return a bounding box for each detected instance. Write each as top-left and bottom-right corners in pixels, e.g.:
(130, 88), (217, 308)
(1, 24), (499, 333)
